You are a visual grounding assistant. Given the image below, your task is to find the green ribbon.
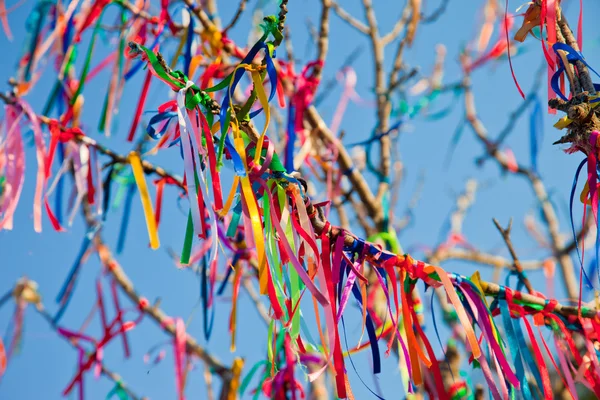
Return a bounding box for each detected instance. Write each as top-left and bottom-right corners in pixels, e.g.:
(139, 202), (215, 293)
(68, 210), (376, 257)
(105, 381), (129, 400)
(99, 7), (127, 133)
(128, 43), (213, 111)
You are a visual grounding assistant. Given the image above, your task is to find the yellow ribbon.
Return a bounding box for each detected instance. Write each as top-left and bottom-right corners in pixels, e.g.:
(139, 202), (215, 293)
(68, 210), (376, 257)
(201, 26), (223, 57)
(188, 55), (204, 80)
(225, 64), (271, 294)
(470, 271), (489, 308)
(554, 96), (600, 130)
(250, 69), (270, 165)
(470, 271), (502, 343)
(230, 262), (242, 352)
(228, 357), (244, 400)
(128, 152), (160, 249)
(231, 121), (268, 294)
(426, 264), (481, 358)
(170, 29), (187, 70)
(210, 121), (240, 217)
(580, 134), (600, 205)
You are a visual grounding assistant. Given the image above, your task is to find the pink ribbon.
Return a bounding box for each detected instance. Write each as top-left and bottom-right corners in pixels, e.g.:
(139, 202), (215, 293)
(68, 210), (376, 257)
(293, 61), (323, 137)
(15, 99), (46, 232)
(0, 106), (25, 231)
(160, 317), (187, 400)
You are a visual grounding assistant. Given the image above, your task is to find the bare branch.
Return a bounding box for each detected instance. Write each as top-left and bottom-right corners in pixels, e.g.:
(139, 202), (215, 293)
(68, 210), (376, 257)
(86, 222), (232, 378)
(381, 11), (409, 45)
(461, 53), (579, 299)
(387, 3), (415, 92)
(492, 218), (535, 294)
(241, 278), (271, 326)
(434, 248), (544, 270)
(449, 179), (477, 235)
(30, 295), (148, 400)
(557, 11), (595, 94)
(305, 106), (382, 223)
(330, 1), (369, 34)
(182, 0), (215, 31)
(314, 0), (331, 81)
(223, 0), (249, 33)
(421, 0), (449, 23)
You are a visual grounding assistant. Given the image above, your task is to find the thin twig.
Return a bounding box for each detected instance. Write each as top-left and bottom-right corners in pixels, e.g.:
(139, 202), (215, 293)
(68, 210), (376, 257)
(330, 1), (369, 34)
(557, 11), (595, 94)
(433, 248), (545, 270)
(81, 202), (231, 378)
(382, 11), (408, 45)
(421, 0), (449, 23)
(305, 106), (381, 223)
(223, 0), (248, 32)
(492, 218), (535, 294)
(241, 278), (271, 326)
(360, 0), (391, 204)
(387, 3), (415, 95)
(460, 52), (579, 299)
(313, 0), (331, 81)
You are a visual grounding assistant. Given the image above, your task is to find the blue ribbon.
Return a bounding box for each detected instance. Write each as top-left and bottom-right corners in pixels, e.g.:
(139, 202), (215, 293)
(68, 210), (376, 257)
(444, 116), (466, 168)
(216, 253), (239, 295)
(211, 39), (278, 176)
(183, 9), (194, 77)
(497, 289), (533, 399)
(54, 225), (100, 323)
(23, 1), (53, 81)
(116, 183), (136, 254)
(347, 120), (403, 148)
(102, 166), (114, 222)
(585, 256), (598, 294)
(551, 43), (600, 102)
(125, 31), (165, 81)
(429, 290), (456, 383)
(529, 95), (543, 172)
(340, 317), (385, 399)
(569, 158), (594, 289)
(63, 13), (75, 52)
(200, 256), (215, 340)
(54, 141), (65, 225)
(146, 111), (177, 140)
(285, 103), (296, 173)
(349, 269), (381, 374)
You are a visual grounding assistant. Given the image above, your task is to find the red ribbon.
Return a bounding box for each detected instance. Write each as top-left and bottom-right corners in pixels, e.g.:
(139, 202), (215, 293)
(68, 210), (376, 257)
(292, 61), (323, 137)
(45, 120), (87, 231)
(59, 303), (144, 397)
(153, 176), (179, 228)
(127, 69), (153, 142)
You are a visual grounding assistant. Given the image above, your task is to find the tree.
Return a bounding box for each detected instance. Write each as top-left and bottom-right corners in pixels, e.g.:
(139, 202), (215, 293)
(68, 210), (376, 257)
(1, 0), (600, 399)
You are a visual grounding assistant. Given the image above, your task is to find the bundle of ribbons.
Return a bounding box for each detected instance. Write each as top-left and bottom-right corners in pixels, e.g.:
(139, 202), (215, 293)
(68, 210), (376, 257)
(3, 1), (600, 399)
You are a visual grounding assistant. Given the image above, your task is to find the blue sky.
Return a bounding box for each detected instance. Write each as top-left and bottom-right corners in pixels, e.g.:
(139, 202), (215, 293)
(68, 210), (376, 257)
(2, 0), (600, 399)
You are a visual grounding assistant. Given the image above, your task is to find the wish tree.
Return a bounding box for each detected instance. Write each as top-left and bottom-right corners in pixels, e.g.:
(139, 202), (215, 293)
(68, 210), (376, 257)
(2, 0), (600, 399)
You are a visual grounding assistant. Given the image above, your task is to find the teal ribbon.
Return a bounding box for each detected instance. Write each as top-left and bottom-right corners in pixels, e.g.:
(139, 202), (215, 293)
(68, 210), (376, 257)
(497, 290), (533, 399)
(105, 381), (129, 400)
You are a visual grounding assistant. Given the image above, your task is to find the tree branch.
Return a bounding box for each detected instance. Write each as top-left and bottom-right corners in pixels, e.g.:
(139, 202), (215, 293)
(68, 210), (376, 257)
(223, 0), (248, 33)
(330, 1), (369, 34)
(460, 53), (579, 298)
(313, 0), (331, 81)
(492, 218), (535, 294)
(9, 281), (149, 400)
(80, 204), (232, 379)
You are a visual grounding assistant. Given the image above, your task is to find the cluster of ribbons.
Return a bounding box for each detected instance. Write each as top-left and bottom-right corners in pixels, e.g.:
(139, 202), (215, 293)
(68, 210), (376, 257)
(3, 1), (600, 399)
(56, 278), (146, 399)
(121, 16), (600, 398)
(0, 279), (42, 383)
(512, 0), (580, 105)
